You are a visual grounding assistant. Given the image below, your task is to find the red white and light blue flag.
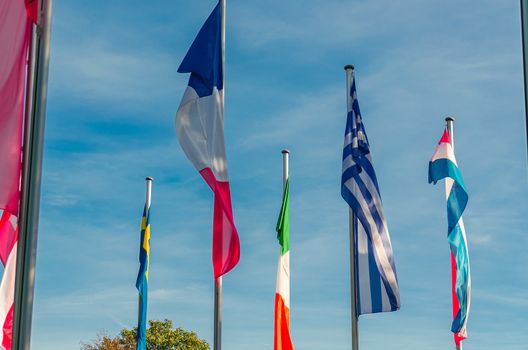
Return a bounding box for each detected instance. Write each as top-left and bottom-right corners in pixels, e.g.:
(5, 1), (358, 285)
(341, 69), (401, 315)
(175, 1), (240, 278)
(429, 129), (471, 346)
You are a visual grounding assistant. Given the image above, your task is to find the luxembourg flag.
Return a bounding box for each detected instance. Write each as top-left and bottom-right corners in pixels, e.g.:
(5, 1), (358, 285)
(429, 129), (471, 346)
(175, 1), (240, 278)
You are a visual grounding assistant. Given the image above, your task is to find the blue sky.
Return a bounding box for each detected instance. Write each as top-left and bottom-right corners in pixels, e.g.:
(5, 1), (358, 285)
(25, 0), (528, 349)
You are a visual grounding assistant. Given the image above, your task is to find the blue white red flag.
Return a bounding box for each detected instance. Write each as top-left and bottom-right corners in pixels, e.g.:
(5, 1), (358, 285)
(175, 2), (240, 279)
(429, 129), (471, 346)
(341, 69), (400, 315)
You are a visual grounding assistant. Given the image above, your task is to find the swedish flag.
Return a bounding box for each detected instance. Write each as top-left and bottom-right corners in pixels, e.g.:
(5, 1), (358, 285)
(135, 203), (151, 350)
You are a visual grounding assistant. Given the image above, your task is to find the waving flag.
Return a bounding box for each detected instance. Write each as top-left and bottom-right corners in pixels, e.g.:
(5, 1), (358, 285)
(0, 1), (35, 348)
(0, 0), (32, 217)
(274, 178), (294, 350)
(429, 129), (471, 346)
(175, 2), (240, 278)
(341, 69), (400, 315)
(135, 203), (151, 350)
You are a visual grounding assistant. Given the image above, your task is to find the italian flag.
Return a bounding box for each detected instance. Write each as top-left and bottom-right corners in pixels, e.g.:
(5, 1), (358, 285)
(274, 178), (294, 350)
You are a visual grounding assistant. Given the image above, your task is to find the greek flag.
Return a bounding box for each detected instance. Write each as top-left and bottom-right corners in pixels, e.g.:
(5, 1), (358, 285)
(341, 69), (400, 315)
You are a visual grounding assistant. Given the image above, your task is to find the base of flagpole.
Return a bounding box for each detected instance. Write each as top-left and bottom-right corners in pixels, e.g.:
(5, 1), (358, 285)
(214, 277), (222, 350)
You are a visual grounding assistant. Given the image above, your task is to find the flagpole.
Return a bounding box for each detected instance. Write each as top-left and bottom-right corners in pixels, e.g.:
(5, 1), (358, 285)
(282, 150), (289, 186)
(445, 116), (463, 350)
(344, 64), (359, 350)
(214, 276), (222, 350)
(520, 0), (528, 158)
(446, 116), (455, 151)
(348, 209), (359, 350)
(145, 177), (153, 208)
(213, 2), (227, 350)
(12, 1), (53, 349)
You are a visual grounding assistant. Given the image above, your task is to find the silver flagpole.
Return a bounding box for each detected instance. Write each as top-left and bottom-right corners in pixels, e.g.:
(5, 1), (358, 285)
(13, 1), (53, 349)
(213, 276), (222, 350)
(344, 65), (359, 350)
(145, 177), (153, 210)
(282, 150), (289, 187)
(446, 116), (455, 151)
(349, 210), (359, 350)
(214, 1), (226, 350)
(521, 0), (528, 158)
(445, 116), (462, 350)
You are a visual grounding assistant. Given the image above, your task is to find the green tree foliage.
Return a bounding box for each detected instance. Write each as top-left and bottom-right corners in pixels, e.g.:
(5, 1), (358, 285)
(81, 319), (209, 350)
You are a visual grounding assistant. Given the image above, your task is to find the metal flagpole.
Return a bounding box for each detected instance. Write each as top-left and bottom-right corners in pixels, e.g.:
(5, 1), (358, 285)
(145, 177), (153, 211)
(446, 116), (455, 151)
(344, 65), (359, 350)
(445, 116), (461, 350)
(520, 0), (528, 158)
(214, 1), (227, 350)
(214, 277), (222, 350)
(12, 1), (53, 349)
(282, 150), (289, 186)
(349, 210), (359, 350)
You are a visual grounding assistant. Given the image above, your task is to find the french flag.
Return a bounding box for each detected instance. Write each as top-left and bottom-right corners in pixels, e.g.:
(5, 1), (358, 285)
(175, 2), (240, 279)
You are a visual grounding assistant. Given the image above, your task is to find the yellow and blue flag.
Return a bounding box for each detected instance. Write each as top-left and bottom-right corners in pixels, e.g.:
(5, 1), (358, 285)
(135, 204), (151, 350)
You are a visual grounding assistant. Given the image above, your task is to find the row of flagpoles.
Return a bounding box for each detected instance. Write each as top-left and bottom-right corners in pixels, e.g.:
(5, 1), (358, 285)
(2, 0), (528, 349)
(133, 3), (472, 350)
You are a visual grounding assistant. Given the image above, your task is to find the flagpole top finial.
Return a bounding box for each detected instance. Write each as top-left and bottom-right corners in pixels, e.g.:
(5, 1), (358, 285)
(281, 149), (290, 154)
(445, 116), (455, 122)
(344, 64), (355, 71)
(146, 176), (154, 181)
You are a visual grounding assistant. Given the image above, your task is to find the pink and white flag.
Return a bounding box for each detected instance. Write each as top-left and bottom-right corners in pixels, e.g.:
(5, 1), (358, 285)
(0, 1), (34, 348)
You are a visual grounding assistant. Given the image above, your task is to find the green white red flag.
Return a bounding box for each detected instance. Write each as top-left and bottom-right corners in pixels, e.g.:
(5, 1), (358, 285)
(274, 178), (294, 350)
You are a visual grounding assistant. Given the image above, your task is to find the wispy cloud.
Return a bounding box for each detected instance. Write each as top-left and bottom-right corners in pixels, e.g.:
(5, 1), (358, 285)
(51, 40), (181, 106)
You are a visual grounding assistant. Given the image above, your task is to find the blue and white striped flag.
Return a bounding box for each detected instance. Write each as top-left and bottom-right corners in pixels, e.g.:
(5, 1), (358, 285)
(341, 69), (400, 315)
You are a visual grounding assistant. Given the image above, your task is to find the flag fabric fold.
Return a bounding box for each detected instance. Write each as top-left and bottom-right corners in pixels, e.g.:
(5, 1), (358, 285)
(175, 2), (240, 278)
(429, 129), (471, 345)
(135, 204), (151, 350)
(274, 178), (294, 350)
(24, 0), (39, 22)
(340, 69), (400, 315)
